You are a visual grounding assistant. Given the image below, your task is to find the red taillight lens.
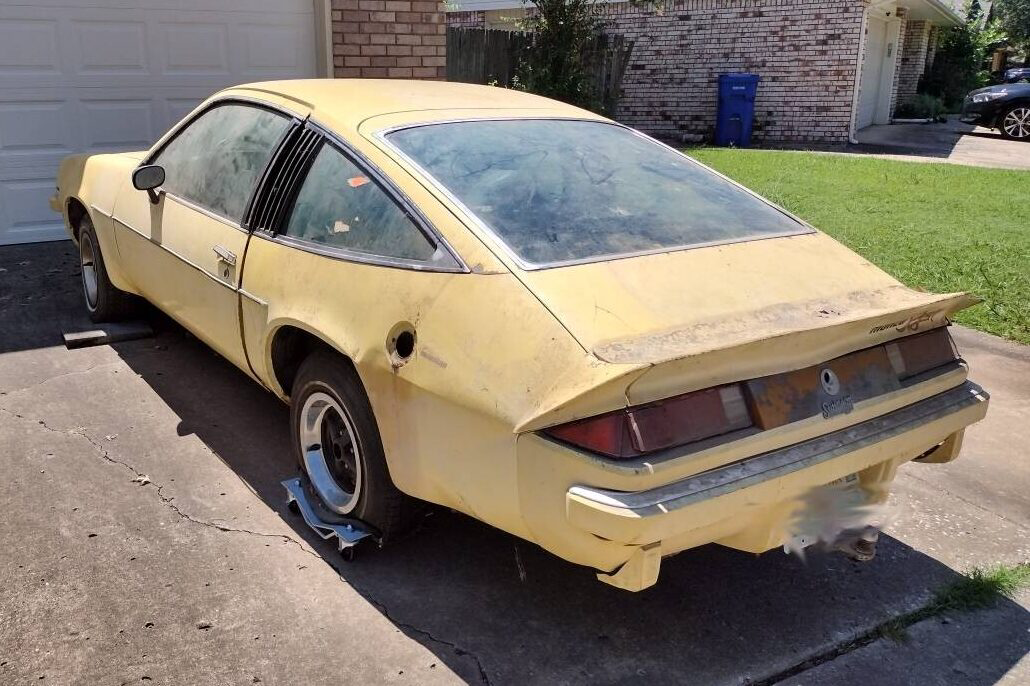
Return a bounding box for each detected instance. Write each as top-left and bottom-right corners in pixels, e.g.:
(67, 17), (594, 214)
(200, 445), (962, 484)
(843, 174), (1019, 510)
(542, 408), (637, 458)
(885, 328), (959, 379)
(542, 384), (753, 459)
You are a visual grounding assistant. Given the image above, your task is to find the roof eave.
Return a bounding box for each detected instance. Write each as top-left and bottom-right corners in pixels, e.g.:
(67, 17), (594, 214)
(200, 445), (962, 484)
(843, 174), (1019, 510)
(901, 0), (965, 27)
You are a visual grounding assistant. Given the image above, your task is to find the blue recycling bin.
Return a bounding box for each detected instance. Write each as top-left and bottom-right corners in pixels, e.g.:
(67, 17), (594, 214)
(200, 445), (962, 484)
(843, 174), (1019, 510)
(715, 73), (760, 147)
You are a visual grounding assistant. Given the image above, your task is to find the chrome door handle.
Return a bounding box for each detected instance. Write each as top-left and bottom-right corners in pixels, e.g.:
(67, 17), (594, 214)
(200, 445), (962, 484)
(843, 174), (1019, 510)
(213, 245), (236, 266)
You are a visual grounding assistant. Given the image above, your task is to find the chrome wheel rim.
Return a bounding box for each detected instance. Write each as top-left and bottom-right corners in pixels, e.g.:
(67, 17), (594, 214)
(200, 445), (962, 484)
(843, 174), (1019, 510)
(299, 392), (361, 515)
(1002, 107), (1030, 139)
(79, 233), (99, 310)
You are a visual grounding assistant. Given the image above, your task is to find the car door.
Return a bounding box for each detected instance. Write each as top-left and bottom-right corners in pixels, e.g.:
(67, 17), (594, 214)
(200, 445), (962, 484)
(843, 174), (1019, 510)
(112, 102), (294, 373)
(238, 129), (462, 391)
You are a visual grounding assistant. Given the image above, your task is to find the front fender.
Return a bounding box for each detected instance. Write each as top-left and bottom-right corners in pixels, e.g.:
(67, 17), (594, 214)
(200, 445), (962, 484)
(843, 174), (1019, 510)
(56, 151), (145, 294)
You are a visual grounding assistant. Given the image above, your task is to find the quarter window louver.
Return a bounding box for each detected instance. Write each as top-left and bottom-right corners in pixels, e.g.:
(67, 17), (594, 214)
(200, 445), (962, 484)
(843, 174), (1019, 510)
(251, 127), (321, 233)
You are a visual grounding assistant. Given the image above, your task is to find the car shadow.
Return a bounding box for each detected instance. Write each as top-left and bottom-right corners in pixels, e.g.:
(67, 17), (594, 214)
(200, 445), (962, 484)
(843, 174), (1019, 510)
(108, 312), (1029, 685)
(5, 243), (1028, 684)
(0, 242), (89, 355)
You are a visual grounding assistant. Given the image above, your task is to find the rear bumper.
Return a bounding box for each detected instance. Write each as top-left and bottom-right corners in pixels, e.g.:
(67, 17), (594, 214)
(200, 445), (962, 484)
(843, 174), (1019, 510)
(563, 381), (988, 588)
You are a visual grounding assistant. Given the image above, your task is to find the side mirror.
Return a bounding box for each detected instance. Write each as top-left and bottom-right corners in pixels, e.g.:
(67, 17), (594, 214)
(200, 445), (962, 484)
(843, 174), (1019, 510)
(132, 164), (165, 204)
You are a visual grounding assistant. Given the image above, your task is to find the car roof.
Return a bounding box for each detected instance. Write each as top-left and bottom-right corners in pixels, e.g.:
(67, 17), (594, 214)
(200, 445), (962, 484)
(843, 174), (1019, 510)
(223, 79), (602, 132)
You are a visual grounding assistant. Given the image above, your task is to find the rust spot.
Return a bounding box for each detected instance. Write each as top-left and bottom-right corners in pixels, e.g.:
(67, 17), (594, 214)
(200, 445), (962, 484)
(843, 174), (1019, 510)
(746, 347), (898, 429)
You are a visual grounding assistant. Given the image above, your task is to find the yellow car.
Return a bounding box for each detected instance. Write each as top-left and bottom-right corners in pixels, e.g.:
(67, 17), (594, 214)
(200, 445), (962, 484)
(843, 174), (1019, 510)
(53, 80), (989, 591)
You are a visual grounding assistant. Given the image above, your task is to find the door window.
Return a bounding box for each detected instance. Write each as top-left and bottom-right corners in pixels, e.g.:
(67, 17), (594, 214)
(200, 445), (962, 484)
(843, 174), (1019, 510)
(154, 103), (290, 223)
(283, 143), (435, 261)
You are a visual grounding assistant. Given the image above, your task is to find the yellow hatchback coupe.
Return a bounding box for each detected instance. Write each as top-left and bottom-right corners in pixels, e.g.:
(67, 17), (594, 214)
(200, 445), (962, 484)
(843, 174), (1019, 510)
(53, 80), (988, 590)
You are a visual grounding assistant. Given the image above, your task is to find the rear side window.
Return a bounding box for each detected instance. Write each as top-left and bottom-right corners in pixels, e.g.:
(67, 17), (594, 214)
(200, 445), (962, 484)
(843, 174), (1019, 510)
(386, 119), (808, 266)
(283, 143), (435, 262)
(154, 103), (290, 223)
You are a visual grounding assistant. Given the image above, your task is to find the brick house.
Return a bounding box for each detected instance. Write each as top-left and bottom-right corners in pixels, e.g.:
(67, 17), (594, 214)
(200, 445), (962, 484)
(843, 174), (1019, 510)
(446, 0), (964, 143)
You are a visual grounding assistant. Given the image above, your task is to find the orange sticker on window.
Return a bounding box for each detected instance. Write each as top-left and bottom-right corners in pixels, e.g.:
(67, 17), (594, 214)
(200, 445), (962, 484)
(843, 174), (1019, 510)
(348, 176), (370, 188)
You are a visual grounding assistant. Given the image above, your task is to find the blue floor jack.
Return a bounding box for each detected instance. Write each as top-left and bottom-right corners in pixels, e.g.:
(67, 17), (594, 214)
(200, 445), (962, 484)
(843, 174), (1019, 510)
(282, 477), (377, 561)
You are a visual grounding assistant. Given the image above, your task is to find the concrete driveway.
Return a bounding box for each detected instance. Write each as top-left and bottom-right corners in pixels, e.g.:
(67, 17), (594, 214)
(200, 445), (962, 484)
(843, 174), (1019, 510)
(1, 242), (1027, 685)
(853, 120), (1030, 171)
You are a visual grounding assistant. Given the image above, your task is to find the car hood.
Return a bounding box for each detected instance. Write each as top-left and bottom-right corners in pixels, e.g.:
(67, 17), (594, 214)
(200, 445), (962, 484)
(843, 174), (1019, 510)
(969, 82), (1030, 97)
(516, 231), (975, 367)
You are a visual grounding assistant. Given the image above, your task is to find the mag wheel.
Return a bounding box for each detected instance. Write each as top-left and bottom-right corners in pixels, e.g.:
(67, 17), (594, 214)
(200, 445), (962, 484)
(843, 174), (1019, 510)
(290, 349), (420, 540)
(298, 390), (363, 515)
(78, 216), (138, 323)
(1000, 105), (1030, 140)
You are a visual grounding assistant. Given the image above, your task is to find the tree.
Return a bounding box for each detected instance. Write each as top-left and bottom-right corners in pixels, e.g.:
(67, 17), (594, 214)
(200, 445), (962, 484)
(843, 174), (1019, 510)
(516, 0), (605, 111)
(995, 0), (1030, 64)
(921, 14), (1006, 107)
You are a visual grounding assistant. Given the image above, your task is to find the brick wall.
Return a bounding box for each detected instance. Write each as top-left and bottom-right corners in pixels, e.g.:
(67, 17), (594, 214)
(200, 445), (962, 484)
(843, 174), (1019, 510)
(444, 0), (870, 143)
(925, 25), (939, 72)
(888, 11), (908, 117)
(601, 0), (867, 143)
(896, 19), (931, 107)
(331, 0), (447, 79)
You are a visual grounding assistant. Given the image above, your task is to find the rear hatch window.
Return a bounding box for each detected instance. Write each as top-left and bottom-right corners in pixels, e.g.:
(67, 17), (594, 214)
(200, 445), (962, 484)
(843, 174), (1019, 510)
(385, 119), (809, 267)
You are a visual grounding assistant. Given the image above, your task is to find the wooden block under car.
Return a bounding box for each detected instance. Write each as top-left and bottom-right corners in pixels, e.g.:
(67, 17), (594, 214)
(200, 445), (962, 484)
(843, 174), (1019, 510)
(63, 321), (154, 349)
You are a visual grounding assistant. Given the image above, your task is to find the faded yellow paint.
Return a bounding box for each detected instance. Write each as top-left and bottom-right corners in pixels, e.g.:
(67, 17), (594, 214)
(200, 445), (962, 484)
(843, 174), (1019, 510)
(115, 186), (254, 373)
(54, 80), (989, 590)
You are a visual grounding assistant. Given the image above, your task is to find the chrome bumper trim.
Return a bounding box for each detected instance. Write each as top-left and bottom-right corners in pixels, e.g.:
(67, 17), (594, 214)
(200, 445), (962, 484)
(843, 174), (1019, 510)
(569, 381), (987, 512)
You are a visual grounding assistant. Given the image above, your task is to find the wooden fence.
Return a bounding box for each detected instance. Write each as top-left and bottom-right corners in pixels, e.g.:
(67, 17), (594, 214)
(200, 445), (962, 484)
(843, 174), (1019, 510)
(446, 27), (634, 115)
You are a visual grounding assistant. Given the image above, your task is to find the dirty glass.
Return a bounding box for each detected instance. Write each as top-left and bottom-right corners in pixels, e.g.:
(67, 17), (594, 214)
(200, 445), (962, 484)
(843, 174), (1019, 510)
(155, 104), (290, 223)
(387, 120), (806, 266)
(284, 143), (435, 261)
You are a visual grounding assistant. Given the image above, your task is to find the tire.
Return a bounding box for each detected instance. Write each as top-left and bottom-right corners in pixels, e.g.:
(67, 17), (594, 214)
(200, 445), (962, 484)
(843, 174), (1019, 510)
(290, 349), (419, 540)
(78, 216), (138, 323)
(999, 104), (1030, 140)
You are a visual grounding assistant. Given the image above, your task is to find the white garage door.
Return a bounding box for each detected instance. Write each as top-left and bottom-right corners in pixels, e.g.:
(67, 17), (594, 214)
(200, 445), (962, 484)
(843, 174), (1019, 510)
(0, 0), (318, 245)
(857, 16), (888, 130)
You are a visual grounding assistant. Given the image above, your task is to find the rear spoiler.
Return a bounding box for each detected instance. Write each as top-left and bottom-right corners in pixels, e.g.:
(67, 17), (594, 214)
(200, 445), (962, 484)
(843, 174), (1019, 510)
(595, 287), (977, 365)
(516, 286), (979, 432)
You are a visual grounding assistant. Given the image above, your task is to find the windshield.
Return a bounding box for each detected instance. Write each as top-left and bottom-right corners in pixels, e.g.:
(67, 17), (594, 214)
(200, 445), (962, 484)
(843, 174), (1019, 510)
(386, 119), (807, 266)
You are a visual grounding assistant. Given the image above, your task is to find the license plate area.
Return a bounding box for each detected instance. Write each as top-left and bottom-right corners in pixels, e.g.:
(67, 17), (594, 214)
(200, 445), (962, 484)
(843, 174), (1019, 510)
(784, 471), (871, 554)
(746, 347), (900, 429)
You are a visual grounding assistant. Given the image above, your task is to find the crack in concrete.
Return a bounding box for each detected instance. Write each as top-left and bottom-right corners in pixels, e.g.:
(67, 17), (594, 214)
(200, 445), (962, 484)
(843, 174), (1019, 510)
(0, 406), (319, 559)
(359, 589), (492, 685)
(749, 623), (887, 685)
(4, 405), (490, 681)
(751, 577), (1024, 685)
(0, 361), (118, 396)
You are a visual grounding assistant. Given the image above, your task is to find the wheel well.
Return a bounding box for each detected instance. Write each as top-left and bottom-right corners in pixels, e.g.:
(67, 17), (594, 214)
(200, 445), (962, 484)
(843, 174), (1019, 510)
(999, 98), (1029, 111)
(66, 199), (88, 240)
(270, 326), (352, 398)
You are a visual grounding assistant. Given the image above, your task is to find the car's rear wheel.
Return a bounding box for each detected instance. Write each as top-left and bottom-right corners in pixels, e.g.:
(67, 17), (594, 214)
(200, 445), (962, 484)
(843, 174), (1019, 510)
(290, 349), (419, 540)
(999, 105), (1030, 140)
(78, 216), (138, 323)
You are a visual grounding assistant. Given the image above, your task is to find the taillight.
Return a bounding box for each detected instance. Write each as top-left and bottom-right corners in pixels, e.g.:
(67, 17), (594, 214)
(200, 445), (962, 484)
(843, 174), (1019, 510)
(542, 384), (753, 459)
(885, 328), (959, 380)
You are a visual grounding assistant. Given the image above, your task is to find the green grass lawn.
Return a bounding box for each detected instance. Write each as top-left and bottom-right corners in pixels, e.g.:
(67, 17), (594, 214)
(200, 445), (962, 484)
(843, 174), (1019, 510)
(687, 148), (1030, 345)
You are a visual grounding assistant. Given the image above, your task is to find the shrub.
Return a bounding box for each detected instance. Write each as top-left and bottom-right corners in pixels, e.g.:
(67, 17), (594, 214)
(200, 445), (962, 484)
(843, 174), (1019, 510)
(895, 94), (947, 119)
(921, 16), (1005, 109)
(516, 0), (604, 111)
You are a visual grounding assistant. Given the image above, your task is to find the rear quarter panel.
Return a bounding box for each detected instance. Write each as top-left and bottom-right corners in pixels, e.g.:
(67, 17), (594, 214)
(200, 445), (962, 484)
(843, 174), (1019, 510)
(238, 233), (631, 541)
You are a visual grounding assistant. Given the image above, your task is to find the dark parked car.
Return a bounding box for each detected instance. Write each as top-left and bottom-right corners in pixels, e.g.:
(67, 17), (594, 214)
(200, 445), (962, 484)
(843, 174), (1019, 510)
(961, 81), (1030, 140)
(1003, 67), (1030, 83)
